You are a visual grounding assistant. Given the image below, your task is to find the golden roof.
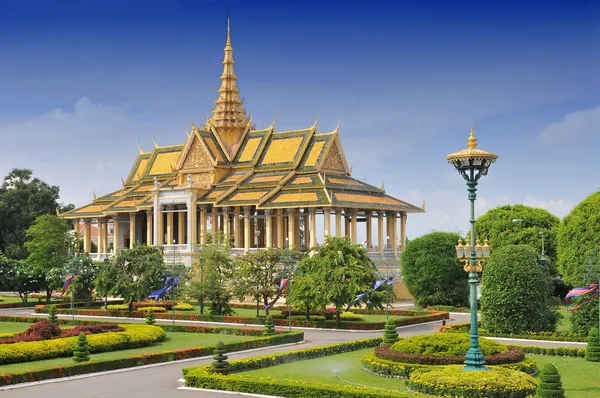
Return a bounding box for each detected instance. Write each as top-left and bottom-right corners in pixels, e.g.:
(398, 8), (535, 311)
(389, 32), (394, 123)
(446, 126), (498, 164)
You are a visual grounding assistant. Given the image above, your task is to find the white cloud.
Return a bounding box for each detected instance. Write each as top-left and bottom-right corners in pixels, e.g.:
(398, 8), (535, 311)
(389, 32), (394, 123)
(522, 196), (575, 218)
(538, 105), (600, 145)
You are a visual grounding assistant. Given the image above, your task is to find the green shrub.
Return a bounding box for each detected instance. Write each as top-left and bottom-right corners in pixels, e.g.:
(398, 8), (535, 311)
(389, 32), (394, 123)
(211, 341), (229, 375)
(145, 309), (156, 325)
(263, 315), (275, 336)
(48, 305), (58, 324)
(0, 324), (165, 364)
(73, 333), (90, 362)
(401, 232), (469, 307)
(406, 365), (537, 398)
(106, 304), (128, 311)
(570, 294), (599, 336)
(391, 333), (506, 357)
(382, 318), (399, 344)
(481, 245), (558, 334)
(535, 363), (565, 398)
(174, 303), (195, 311)
(137, 306), (166, 313)
(585, 327), (600, 362)
(339, 311), (363, 321)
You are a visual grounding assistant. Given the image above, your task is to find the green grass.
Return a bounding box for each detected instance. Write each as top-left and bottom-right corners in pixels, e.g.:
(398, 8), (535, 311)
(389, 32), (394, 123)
(0, 322), (32, 333)
(532, 354), (600, 398)
(239, 347), (411, 394)
(0, 296), (26, 304)
(0, 331), (259, 374)
(557, 306), (572, 332)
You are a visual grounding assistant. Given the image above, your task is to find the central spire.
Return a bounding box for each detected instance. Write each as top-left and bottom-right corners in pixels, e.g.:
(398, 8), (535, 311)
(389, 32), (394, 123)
(203, 14), (254, 156)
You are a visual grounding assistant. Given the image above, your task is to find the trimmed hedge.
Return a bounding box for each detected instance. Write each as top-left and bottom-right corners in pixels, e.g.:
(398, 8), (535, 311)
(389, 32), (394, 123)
(511, 344), (586, 358)
(406, 365), (538, 398)
(173, 303), (195, 311)
(390, 333), (507, 357)
(0, 330), (304, 387)
(377, 344), (524, 366)
(38, 307), (448, 330)
(441, 322), (586, 342)
(137, 307), (167, 313)
(183, 338), (397, 398)
(0, 324), (166, 365)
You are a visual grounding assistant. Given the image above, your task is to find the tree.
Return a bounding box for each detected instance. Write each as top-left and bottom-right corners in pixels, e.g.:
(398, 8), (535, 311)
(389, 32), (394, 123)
(535, 363), (565, 398)
(474, 205), (560, 274)
(585, 328), (600, 362)
(263, 315), (275, 336)
(0, 252), (43, 303)
(48, 304), (59, 324)
(569, 248), (600, 336)
(211, 341), (229, 374)
(24, 214), (73, 301)
(234, 248), (294, 316)
(383, 318), (399, 345)
(298, 236), (383, 324)
(145, 308), (156, 325)
(558, 190), (600, 286)
(0, 169), (68, 259)
(481, 245), (559, 334)
(183, 245), (234, 316)
(73, 333), (90, 362)
(96, 244), (165, 306)
(401, 232), (468, 307)
(290, 253), (328, 319)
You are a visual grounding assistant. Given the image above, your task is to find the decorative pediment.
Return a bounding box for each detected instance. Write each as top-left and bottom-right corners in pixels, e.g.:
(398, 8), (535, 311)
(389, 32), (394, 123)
(181, 135), (214, 170)
(321, 142), (346, 173)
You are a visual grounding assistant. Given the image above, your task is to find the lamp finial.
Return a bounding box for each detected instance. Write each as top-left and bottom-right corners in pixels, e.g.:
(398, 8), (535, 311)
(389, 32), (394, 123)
(467, 125), (477, 149)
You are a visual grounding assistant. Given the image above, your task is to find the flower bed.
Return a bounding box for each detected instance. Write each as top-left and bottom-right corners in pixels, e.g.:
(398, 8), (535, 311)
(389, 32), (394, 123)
(0, 324), (165, 365)
(183, 338), (397, 397)
(441, 322), (586, 342)
(160, 324), (288, 336)
(0, 330), (304, 387)
(376, 344), (525, 365)
(405, 365), (537, 398)
(0, 321), (124, 344)
(38, 307), (448, 330)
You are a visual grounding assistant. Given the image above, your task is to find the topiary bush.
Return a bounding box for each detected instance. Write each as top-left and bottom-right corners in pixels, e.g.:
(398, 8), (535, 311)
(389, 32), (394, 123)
(585, 327), (600, 362)
(339, 312), (363, 321)
(263, 315), (275, 336)
(401, 232), (468, 307)
(72, 332), (90, 362)
(24, 320), (61, 340)
(174, 303), (195, 311)
(481, 244), (559, 334)
(211, 341), (229, 375)
(137, 306), (167, 313)
(145, 308), (156, 325)
(106, 304), (128, 311)
(390, 333), (506, 357)
(382, 318), (399, 345)
(535, 363), (565, 398)
(48, 305), (58, 324)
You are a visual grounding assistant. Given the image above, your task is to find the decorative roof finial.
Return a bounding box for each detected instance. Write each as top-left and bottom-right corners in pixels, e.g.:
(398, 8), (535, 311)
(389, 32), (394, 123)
(268, 113), (276, 130)
(468, 125), (477, 149)
(186, 127), (190, 138)
(422, 200), (426, 211)
(190, 113), (195, 128)
(312, 112), (319, 129)
(333, 116), (341, 133)
(153, 135), (159, 149)
(153, 177), (160, 188)
(381, 180), (385, 190)
(227, 8), (232, 45)
(121, 177), (126, 187)
(55, 207), (60, 216)
(93, 191), (97, 201)
(137, 141), (143, 154)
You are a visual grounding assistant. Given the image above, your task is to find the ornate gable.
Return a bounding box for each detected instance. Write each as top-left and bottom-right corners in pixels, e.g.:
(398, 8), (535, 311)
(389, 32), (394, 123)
(321, 143), (346, 173)
(182, 135), (213, 170)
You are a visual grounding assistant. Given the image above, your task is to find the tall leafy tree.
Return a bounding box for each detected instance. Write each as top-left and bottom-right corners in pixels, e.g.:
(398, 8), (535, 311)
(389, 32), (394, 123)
(0, 169), (68, 259)
(298, 236), (383, 323)
(401, 232), (468, 307)
(558, 190), (600, 286)
(24, 214), (73, 301)
(474, 205), (560, 274)
(96, 244), (165, 306)
(290, 254), (328, 319)
(49, 254), (99, 305)
(0, 252), (43, 303)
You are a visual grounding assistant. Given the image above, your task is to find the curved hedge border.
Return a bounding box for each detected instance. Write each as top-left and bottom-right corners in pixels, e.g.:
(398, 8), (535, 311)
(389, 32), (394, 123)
(0, 331), (304, 387)
(0, 324), (166, 365)
(406, 365), (537, 398)
(361, 354), (536, 379)
(375, 344), (525, 365)
(441, 322), (586, 342)
(183, 338), (403, 398)
(35, 306), (448, 330)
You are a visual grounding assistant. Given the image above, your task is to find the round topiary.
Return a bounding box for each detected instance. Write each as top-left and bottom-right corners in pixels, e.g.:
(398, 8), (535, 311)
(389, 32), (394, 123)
(406, 365), (537, 398)
(382, 319), (399, 345)
(535, 363), (565, 398)
(585, 327), (600, 362)
(145, 308), (156, 325)
(401, 232), (469, 307)
(481, 244), (558, 334)
(263, 315), (275, 336)
(73, 332), (90, 362)
(211, 341), (229, 374)
(48, 304), (59, 325)
(391, 333), (506, 357)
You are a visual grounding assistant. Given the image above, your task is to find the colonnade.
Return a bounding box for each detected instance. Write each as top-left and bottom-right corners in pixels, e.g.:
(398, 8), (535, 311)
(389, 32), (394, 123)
(76, 207), (408, 256)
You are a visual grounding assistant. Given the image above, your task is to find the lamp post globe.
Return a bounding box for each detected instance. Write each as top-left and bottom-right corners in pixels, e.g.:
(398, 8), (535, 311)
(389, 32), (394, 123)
(446, 126), (498, 371)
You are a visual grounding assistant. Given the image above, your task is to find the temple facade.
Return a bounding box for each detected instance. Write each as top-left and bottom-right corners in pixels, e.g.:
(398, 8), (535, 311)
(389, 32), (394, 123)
(61, 18), (424, 283)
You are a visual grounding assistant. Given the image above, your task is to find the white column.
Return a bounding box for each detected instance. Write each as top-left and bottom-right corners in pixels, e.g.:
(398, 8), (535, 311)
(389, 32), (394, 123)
(265, 210), (272, 248)
(129, 213), (137, 249)
(378, 211), (384, 254)
(309, 208), (316, 249)
(113, 215), (120, 251)
(323, 208), (331, 238)
(146, 211), (153, 246)
(243, 206), (251, 252)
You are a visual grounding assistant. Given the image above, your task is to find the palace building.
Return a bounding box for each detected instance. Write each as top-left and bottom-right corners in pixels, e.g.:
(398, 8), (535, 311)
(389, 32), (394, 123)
(61, 18), (424, 284)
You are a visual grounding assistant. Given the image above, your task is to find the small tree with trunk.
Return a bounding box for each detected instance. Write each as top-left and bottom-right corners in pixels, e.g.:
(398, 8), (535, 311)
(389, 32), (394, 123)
(211, 341), (229, 374)
(535, 363), (565, 398)
(382, 318), (399, 345)
(48, 304), (59, 324)
(263, 315), (275, 336)
(585, 327), (600, 362)
(145, 308), (156, 325)
(73, 332), (90, 362)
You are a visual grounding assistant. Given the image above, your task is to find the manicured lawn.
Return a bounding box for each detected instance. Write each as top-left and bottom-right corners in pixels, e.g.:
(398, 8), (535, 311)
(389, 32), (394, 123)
(557, 306), (572, 332)
(239, 347), (411, 394)
(0, 296), (26, 304)
(0, 331), (260, 374)
(532, 354), (600, 398)
(0, 322), (32, 333)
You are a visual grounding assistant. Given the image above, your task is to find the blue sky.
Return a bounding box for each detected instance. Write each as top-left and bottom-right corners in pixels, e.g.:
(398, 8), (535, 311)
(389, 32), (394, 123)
(0, 0), (598, 240)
